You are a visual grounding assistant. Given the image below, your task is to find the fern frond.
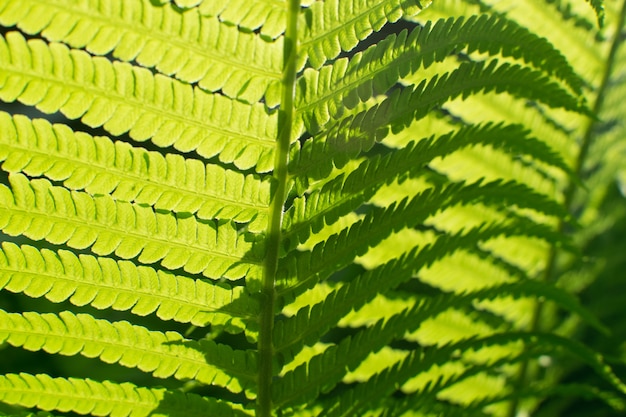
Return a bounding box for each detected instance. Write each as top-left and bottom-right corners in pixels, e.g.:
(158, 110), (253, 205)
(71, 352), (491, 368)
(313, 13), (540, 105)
(455, 382), (626, 417)
(586, 0), (606, 26)
(377, 396), (479, 417)
(275, 304), (508, 409)
(439, 92), (577, 168)
(275, 229), (468, 352)
(286, 123), (572, 245)
(289, 119), (569, 190)
(298, 0), (429, 69)
(296, 14), (585, 132)
(0, 309), (256, 394)
(0, 174), (263, 281)
(572, 2), (626, 226)
(373, 59), (589, 131)
(0, 32), (276, 171)
(273, 322), (391, 409)
(317, 330), (625, 417)
(278, 271), (603, 368)
(153, 0), (204, 9)
(314, 338), (499, 417)
(0, 0), (623, 415)
(0, 410), (60, 417)
(291, 59), (588, 179)
(197, 0), (287, 39)
(0, 373), (253, 417)
(0, 242), (256, 330)
(279, 179), (568, 294)
(275, 252), (605, 360)
(0, 112), (270, 230)
(474, 0), (606, 83)
(0, 0), (283, 104)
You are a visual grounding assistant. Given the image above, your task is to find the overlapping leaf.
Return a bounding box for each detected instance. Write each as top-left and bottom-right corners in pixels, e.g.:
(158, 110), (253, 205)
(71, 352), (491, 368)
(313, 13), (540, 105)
(0, 0), (283, 104)
(0, 31), (277, 171)
(0, 309), (257, 394)
(298, 0), (430, 69)
(296, 14), (585, 134)
(0, 174), (263, 281)
(0, 112), (270, 230)
(0, 242), (257, 330)
(0, 373), (253, 417)
(197, 0), (287, 39)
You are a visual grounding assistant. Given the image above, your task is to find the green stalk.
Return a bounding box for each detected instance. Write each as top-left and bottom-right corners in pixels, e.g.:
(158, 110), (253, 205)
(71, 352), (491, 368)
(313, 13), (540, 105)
(257, 1), (300, 416)
(506, 3), (626, 416)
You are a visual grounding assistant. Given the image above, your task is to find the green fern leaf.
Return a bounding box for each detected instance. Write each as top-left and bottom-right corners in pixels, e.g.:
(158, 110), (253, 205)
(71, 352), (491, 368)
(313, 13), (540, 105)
(0, 32), (277, 171)
(0, 111), (270, 230)
(0, 309), (256, 394)
(319, 331), (623, 417)
(286, 123), (572, 245)
(0, 410), (59, 417)
(0, 373), (253, 417)
(0, 0), (283, 104)
(368, 60), (589, 133)
(0, 242), (256, 330)
(586, 0), (606, 26)
(279, 179), (570, 294)
(299, 0), (430, 69)
(197, 0), (287, 39)
(0, 174), (263, 281)
(1, 0), (625, 416)
(296, 14), (585, 133)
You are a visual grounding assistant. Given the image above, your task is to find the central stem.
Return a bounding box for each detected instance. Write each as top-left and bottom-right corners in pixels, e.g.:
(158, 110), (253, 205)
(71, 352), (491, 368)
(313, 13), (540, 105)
(257, 2), (300, 416)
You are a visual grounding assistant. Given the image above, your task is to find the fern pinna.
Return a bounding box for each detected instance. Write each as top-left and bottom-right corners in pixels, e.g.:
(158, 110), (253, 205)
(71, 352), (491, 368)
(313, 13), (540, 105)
(0, 0), (625, 416)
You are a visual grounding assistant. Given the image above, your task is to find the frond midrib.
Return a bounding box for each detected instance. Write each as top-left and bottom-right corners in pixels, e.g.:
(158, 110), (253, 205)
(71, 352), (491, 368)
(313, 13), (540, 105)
(257, 0), (301, 415)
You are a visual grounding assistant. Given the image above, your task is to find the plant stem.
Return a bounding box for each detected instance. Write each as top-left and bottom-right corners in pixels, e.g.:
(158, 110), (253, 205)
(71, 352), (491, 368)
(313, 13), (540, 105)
(506, 3), (626, 416)
(257, 1), (300, 416)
